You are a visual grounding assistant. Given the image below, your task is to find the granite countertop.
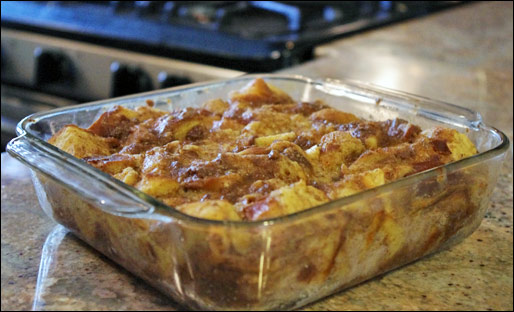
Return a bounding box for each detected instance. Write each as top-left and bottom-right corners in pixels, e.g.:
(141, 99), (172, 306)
(1, 2), (512, 311)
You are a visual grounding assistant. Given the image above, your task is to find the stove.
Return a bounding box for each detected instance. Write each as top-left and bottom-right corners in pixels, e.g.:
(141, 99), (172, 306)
(1, 1), (464, 150)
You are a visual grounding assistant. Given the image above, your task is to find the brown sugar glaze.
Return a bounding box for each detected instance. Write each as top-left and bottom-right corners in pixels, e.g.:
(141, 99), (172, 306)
(49, 78), (477, 221)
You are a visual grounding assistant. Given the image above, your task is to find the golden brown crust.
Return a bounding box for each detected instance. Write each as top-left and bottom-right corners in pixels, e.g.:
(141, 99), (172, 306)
(48, 78), (478, 221)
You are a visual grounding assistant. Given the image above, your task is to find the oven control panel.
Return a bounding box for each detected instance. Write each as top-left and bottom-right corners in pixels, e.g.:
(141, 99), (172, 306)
(1, 29), (243, 101)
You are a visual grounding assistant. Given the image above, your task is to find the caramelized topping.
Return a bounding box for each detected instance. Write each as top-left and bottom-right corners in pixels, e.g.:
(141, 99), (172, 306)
(49, 78), (478, 221)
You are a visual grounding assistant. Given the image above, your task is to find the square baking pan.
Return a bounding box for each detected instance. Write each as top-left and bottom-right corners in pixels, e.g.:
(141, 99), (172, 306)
(7, 75), (509, 310)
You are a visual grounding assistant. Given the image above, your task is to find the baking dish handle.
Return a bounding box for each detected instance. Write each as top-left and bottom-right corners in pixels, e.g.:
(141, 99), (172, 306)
(318, 78), (484, 130)
(6, 134), (155, 216)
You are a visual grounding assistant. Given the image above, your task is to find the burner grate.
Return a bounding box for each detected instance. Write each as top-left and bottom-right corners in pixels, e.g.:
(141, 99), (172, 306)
(1, 1), (465, 71)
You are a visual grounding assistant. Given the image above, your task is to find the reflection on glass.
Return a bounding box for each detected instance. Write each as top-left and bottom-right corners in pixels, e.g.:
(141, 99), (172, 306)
(31, 225), (176, 310)
(32, 225), (69, 311)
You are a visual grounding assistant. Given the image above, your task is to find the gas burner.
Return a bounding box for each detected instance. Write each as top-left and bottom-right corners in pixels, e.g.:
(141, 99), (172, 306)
(1, 1), (464, 72)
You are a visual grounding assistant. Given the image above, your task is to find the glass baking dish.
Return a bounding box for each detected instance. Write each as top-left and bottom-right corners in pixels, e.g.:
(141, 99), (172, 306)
(7, 74), (509, 310)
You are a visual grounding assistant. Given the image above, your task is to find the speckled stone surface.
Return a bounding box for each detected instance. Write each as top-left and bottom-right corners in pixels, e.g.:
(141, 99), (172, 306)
(1, 2), (512, 311)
